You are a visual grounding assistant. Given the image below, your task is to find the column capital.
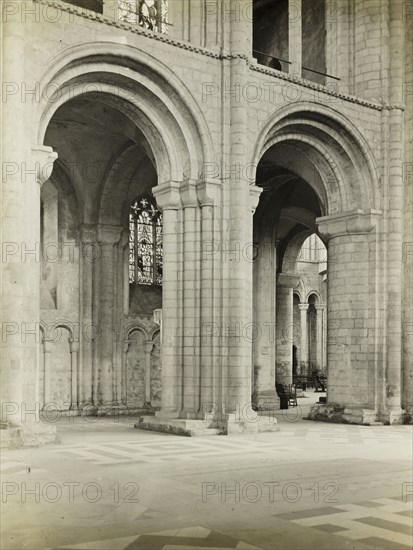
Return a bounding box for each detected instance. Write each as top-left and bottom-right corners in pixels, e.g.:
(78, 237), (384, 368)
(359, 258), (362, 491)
(43, 340), (53, 353)
(69, 339), (80, 353)
(144, 341), (155, 353)
(180, 180), (198, 208)
(78, 224), (96, 242)
(316, 209), (382, 240)
(153, 181), (182, 210)
(196, 179), (221, 207)
(249, 186), (262, 213)
(277, 273), (300, 288)
(31, 145), (58, 186)
(97, 224), (122, 245)
(315, 303), (326, 311)
(298, 303), (309, 311)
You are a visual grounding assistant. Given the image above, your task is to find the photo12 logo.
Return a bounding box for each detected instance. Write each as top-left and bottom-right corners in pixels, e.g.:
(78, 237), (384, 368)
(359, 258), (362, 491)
(201, 480), (340, 504)
(2, 481), (139, 504)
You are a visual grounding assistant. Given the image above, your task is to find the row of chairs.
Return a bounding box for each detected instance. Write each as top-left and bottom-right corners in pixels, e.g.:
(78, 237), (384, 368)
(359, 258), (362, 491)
(276, 383), (298, 408)
(294, 374), (327, 392)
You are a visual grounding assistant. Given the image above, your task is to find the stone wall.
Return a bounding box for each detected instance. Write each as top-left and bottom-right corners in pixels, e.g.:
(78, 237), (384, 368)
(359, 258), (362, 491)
(1, 0), (412, 436)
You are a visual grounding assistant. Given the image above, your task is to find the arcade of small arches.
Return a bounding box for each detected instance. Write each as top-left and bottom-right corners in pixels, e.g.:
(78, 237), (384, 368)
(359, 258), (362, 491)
(3, 43), (406, 439)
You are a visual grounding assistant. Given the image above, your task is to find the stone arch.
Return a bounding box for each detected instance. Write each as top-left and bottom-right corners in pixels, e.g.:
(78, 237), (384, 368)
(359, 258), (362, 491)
(293, 290), (303, 302)
(307, 291), (321, 304)
(99, 144), (156, 227)
(123, 325), (149, 409)
(125, 324), (148, 340)
(281, 229), (314, 273)
(34, 42), (215, 185)
(39, 324), (73, 411)
(251, 102), (380, 215)
(41, 321), (76, 342)
(148, 325), (161, 340)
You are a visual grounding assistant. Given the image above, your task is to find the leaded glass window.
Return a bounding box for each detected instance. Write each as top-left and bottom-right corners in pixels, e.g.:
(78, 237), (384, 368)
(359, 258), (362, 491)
(118, 0), (168, 33)
(129, 196), (163, 285)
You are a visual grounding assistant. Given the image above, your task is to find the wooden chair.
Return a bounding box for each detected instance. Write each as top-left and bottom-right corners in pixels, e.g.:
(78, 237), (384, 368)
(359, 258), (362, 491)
(286, 384), (298, 407)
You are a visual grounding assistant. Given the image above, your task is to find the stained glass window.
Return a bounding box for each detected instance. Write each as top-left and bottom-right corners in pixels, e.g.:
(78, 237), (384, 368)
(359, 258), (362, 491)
(129, 195), (163, 285)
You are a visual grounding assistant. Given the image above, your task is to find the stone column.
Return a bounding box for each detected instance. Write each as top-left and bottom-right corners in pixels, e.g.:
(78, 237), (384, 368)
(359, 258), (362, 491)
(253, 233), (278, 410)
(197, 179), (222, 419)
(97, 225), (122, 408)
(69, 339), (79, 410)
(383, 0), (405, 424)
(314, 210), (382, 424)
(78, 225), (96, 410)
(1, 130), (58, 445)
(144, 341), (154, 404)
(114, 230), (129, 407)
(315, 304), (325, 373)
(298, 303), (309, 375)
(288, 0), (302, 76)
(43, 341), (52, 407)
(180, 181), (199, 417)
(226, 2), (255, 419)
(323, 304), (328, 373)
(276, 274), (300, 385)
(152, 182), (182, 418)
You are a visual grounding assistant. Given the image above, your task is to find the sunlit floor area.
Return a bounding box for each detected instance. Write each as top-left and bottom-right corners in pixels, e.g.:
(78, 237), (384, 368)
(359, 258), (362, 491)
(1, 395), (412, 550)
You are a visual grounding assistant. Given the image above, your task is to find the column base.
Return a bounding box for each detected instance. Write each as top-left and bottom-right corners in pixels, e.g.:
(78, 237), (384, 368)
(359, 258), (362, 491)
(402, 407), (413, 424)
(135, 415), (225, 436)
(95, 403), (159, 417)
(253, 390), (280, 411)
(135, 410), (279, 436)
(308, 403), (383, 425)
(1, 422), (60, 449)
(342, 407), (381, 425)
(379, 407), (405, 425)
(226, 411), (279, 435)
(80, 404), (99, 416)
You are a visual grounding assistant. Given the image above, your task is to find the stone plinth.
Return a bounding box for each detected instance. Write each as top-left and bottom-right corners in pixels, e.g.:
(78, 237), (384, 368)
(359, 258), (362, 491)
(135, 411), (279, 437)
(308, 403), (387, 426)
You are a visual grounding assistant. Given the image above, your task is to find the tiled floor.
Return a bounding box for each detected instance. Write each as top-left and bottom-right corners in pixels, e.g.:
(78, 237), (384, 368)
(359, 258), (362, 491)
(275, 498), (413, 549)
(1, 398), (412, 550)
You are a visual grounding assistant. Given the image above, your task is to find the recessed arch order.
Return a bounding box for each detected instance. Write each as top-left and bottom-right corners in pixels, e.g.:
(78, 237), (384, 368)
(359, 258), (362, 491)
(33, 42), (215, 186)
(251, 102), (381, 216)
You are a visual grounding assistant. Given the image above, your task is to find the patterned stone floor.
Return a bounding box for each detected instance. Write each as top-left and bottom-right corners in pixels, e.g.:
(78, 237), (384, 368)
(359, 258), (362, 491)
(1, 410), (412, 550)
(50, 526), (261, 549)
(275, 497), (413, 550)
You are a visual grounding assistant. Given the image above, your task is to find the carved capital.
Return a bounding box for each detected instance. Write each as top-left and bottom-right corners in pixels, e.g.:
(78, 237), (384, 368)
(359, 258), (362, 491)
(69, 339), (80, 353)
(144, 341), (155, 353)
(196, 178), (222, 207)
(180, 180), (198, 208)
(298, 303), (309, 311)
(249, 186), (262, 213)
(97, 224), (122, 245)
(78, 224), (97, 243)
(277, 273), (300, 288)
(31, 145), (58, 186)
(43, 340), (53, 353)
(316, 209), (382, 240)
(152, 181), (181, 210)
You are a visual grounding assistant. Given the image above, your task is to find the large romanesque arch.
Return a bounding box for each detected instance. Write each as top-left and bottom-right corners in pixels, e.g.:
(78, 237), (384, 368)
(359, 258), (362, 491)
(251, 103), (396, 424)
(2, 41), (221, 432)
